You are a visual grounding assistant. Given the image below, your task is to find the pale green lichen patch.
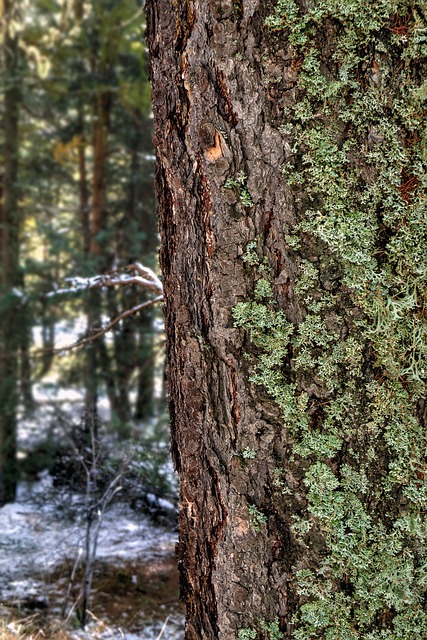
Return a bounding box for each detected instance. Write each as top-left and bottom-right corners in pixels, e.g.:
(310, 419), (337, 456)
(224, 170), (254, 207)
(248, 503), (268, 532)
(234, 0), (427, 637)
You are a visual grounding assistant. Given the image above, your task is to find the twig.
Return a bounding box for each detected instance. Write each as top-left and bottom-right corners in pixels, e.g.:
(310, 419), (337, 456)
(51, 295), (163, 354)
(127, 262), (163, 293)
(62, 547), (83, 619)
(79, 430), (127, 628)
(43, 261), (164, 353)
(87, 610), (121, 640)
(156, 616), (170, 640)
(49, 263), (163, 298)
(65, 592), (82, 624)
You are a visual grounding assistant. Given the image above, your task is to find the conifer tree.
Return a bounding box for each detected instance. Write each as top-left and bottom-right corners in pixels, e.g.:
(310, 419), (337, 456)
(0, 0), (22, 505)
(146, 1), (427, 637)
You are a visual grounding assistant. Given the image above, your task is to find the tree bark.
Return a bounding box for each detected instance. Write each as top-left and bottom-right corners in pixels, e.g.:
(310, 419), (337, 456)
(130, 128), (157, 420)
(147, 2), (427, 639)
(85, 87), (113, 421)
(147, 2), (299, 635)
(90, 92), (111, 262)
(78, 102), (90, 260)
(0, 0), (21, 505)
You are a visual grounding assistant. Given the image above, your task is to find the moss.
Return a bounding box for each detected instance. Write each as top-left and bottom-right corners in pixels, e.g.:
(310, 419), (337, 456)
(235, 1), (427, 637)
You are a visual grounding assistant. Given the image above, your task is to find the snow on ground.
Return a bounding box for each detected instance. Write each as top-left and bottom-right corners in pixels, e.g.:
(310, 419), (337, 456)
(0, 474), (183, 639)
(0, 475), (177, 599)
(2, 323), (181, 638)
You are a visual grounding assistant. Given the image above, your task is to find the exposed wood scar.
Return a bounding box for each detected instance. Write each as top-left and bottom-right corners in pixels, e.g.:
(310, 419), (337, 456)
(204, 131), (223, 162)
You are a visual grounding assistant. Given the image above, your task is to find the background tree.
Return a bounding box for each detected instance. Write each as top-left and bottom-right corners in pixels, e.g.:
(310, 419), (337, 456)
(0, 0), (160, 505)
(146, 1), (427, 638)
(0, 0), (22, 504)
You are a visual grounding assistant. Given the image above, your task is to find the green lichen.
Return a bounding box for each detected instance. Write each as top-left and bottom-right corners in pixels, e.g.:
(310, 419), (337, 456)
(260, 618), (283, 640)
(234, 1), (427, 637)
(242, 447), (257, 459)
(224, 170), (254, 207)
(248, 503), (268, 532)
(238, 628), (257, 640)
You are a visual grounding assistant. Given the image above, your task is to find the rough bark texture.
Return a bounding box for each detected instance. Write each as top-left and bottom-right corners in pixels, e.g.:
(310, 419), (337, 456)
(147, 2), (300, 636)
(147, 1), (427, 638)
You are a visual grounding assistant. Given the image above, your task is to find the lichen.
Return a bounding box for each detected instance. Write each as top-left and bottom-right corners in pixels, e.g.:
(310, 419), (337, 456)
(224, 170), (254, 207)
(235, 1), (427, 637)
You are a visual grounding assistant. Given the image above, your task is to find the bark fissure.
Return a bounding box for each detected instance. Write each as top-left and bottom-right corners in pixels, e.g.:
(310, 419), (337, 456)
(148, 1), (301, 636)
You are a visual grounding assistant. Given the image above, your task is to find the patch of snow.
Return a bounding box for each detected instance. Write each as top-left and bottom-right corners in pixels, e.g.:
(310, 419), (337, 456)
(69, 615), (183, 640)
(0, 479), (178, 602)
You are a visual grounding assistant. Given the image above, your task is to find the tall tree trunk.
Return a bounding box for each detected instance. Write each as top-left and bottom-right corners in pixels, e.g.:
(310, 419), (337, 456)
(78, 102), (90, 260)
(129, 127), (157, 420)
(0, 0), (21, 505)
(19, 274), (34, 414)
(147, 1), (427, 639)
(107, 288), (134, 427)
(38, 287), (55, 380)
(133, 311), (155, 419)
(90, 92), (110, 263)
(84, 91), (114, 421)
(76, 96), (100, 422)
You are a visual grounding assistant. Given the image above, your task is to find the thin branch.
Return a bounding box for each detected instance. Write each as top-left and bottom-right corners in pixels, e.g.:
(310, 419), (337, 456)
(51, 295), (163, 354)
(73, 274), (161, 294)
(48, 263), (163, 298)
(156, 617), (170, 640)
(127, 262), (163, 293)
(41, 262), (164, 353)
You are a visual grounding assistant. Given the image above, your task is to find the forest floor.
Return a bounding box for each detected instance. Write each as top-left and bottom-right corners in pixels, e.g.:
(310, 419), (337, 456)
(0, 383), (184, 640)
(0, 480), (184, 639)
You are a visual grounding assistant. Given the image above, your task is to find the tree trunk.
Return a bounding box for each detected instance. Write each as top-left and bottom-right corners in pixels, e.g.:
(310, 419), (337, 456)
(19, 275), (34, 414)
(90, 92), (111, 262)
(130, 128), (157, 420)
(147, 1), (427, 639)
(0, 0), (21, 505)
(133, 312), (155, 420)
(84, 88), (113, 421)
(78, 102), (90, 260)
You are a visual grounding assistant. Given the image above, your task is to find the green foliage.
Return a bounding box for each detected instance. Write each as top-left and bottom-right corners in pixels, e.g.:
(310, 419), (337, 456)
(231, 1), (427, 637)
(224, 170), (254, 207)
(19, 0), (155, 369)
(238, 629), (257, 640)
(248, 504), (268, 532)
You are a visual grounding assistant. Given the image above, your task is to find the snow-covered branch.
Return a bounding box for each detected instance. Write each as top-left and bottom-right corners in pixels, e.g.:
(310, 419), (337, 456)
(52, 296), (163, 354)
(48, 263), (163, 298)
(46, 263), (163, 353)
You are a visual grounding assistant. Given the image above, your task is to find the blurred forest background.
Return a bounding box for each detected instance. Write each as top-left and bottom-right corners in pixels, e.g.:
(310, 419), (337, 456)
(0, 0), (169, 503)
(0, 1), (182, 638)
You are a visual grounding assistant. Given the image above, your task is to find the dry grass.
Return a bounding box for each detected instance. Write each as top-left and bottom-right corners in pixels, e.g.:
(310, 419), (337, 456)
(0, 614), (114, 640)
(0, 607), (83, 640)
(0, 613), (47, 640)
(0, 611), (175, 640)
(0, 555), (182, 639)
